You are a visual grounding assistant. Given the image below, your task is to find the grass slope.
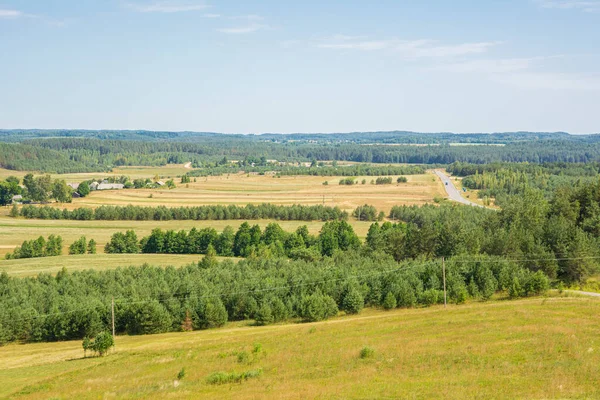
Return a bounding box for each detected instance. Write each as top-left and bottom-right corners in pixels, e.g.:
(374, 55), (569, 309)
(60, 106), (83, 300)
(1, 296), (599, 399)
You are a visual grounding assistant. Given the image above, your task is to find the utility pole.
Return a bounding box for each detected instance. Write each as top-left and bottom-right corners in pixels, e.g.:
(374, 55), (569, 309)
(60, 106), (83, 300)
(111, 296), (115, 340)
(442, 257), (447, 308)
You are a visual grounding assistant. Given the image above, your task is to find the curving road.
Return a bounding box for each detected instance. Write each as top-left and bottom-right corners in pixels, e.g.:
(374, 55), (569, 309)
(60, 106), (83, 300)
(434, 170), (483, 207)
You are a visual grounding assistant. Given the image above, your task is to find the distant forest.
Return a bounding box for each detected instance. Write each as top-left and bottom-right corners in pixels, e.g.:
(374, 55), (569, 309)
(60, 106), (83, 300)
(1, 130), (600, 173)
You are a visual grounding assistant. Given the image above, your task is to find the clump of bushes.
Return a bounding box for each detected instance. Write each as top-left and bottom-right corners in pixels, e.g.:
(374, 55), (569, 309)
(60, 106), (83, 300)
(359, 347), (375, 359)
(205, 369), (262, 385)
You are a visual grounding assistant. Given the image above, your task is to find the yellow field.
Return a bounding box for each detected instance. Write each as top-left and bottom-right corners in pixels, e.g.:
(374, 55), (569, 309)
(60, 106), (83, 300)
(25, 173), (443, 213)
(1, 296), (599, 399)
(0, 253), (238, 277)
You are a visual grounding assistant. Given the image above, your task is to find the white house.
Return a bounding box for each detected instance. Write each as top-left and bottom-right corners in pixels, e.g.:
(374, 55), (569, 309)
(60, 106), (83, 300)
(97, 183), (124, 190)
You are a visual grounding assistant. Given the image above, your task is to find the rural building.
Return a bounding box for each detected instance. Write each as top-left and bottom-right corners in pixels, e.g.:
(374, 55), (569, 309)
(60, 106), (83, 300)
(72, 192), (81, 198)
(96, 183), (125, 190)
(11, 195), (23, 202)
(67, 183), (79, 190)
(89, 182), (99, 190)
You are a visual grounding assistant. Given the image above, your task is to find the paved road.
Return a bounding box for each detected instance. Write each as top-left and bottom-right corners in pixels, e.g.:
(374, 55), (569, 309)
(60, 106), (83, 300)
(434, 170), (483, 207)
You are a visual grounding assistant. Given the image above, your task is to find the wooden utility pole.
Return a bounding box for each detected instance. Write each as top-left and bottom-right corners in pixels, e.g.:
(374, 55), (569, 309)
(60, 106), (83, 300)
(442, 257), (447, 308)
(111, 297), (115, 339)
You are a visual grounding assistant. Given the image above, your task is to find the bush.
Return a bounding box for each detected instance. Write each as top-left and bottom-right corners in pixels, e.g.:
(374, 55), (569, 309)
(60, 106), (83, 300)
(205, 369), (262, 385)
(359, 347), (375, 359)
(177, 368), (186, 380)
(300, 292), (338, 322)
(397, 176), (408, 183)
(83, 331), (114, 357)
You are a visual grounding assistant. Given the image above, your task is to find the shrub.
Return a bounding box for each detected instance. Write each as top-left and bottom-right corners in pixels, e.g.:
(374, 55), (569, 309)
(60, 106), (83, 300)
(359, 347), (375, 359)
(205, 369), (262, 385)
(300, 292), (338, 322)
(83, 331), (114, 357)
(237, 351), (249, 364)
(397, 176), (408, 183)
(177, 368), (186, 380)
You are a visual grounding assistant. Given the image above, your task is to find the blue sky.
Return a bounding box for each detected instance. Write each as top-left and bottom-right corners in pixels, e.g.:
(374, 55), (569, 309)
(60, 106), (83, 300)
(0, 0), (598, 133)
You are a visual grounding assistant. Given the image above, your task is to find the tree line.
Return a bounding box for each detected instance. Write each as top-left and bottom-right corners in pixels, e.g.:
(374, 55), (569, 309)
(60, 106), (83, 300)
(4, 235), (63, 260)
(16, 203), (349, 222)
(104, 220), (360, 260)
(0, 251), (549, 345)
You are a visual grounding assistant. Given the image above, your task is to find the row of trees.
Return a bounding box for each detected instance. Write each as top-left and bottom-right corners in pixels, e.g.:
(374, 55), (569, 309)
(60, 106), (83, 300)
(104, 220), (361, 260)
(0, 251), (549, 345)
(69, 236), (97, 255)
(16, 204), (349, 222)
(4, 235), (63, 260)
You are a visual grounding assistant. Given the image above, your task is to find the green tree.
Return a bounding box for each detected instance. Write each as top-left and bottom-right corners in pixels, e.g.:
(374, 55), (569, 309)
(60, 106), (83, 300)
(87, 239), (97, 254)
(382, 291), (397, 310)
(78, 181), (90, 197)
(89, 332), (114, 356)
(69, 236), (87, 255)
(342, 287), (364, 314)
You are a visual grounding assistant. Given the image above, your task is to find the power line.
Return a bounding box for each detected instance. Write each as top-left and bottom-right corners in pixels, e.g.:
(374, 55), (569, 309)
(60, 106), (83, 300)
(4, 254), (599, 325)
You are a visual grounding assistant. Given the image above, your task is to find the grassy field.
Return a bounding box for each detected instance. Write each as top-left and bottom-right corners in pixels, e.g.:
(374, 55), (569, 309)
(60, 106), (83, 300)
(1, 296), (599, 399)
(0, 166), (445, 215)
(0, 253), (237, 277)
(0, 217), (373, 259)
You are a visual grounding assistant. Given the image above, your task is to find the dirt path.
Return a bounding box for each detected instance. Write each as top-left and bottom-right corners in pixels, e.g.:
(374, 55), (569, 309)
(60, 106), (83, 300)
(565, 290), (600, 298)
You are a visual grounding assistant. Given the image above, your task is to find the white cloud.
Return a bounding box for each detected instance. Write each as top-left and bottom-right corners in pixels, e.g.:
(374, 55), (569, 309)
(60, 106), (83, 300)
(317, 36), (499, 58)
(217, 23), (267, 34)
(0, 9), (22, 18)
(497, 72), (600, 90)
(127, 1), (208, 13)
(202, 13), (220, 18)
(431, 55), (600, 91)
(536, 0), (600, 12)
(430, 58), (538, 73)
(218, 14), (269, 34)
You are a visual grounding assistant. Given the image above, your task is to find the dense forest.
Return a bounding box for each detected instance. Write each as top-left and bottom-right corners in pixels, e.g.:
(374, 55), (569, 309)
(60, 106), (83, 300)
(447, 162), (600, 204)
(2, 131), (600, 173)
(0, 251), (549, 345)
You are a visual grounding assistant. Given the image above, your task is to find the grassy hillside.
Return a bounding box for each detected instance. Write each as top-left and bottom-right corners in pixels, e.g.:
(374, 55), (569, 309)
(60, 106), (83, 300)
(1, 296), (599, 399)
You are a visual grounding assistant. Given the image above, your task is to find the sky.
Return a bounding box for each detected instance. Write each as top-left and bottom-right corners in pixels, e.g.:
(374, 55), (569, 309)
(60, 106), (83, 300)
(0, 0), (598, 134)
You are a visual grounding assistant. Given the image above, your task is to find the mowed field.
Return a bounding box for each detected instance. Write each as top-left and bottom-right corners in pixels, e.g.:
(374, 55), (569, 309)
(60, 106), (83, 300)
(1, 296), (599, 399)
(0, 165), (443, 273)
(27, 172), (443, 213)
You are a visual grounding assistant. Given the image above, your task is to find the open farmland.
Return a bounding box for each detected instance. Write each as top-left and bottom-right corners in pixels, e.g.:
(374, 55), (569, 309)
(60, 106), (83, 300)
(0, 296), (598, 399)
(0, 167), (445, 214)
